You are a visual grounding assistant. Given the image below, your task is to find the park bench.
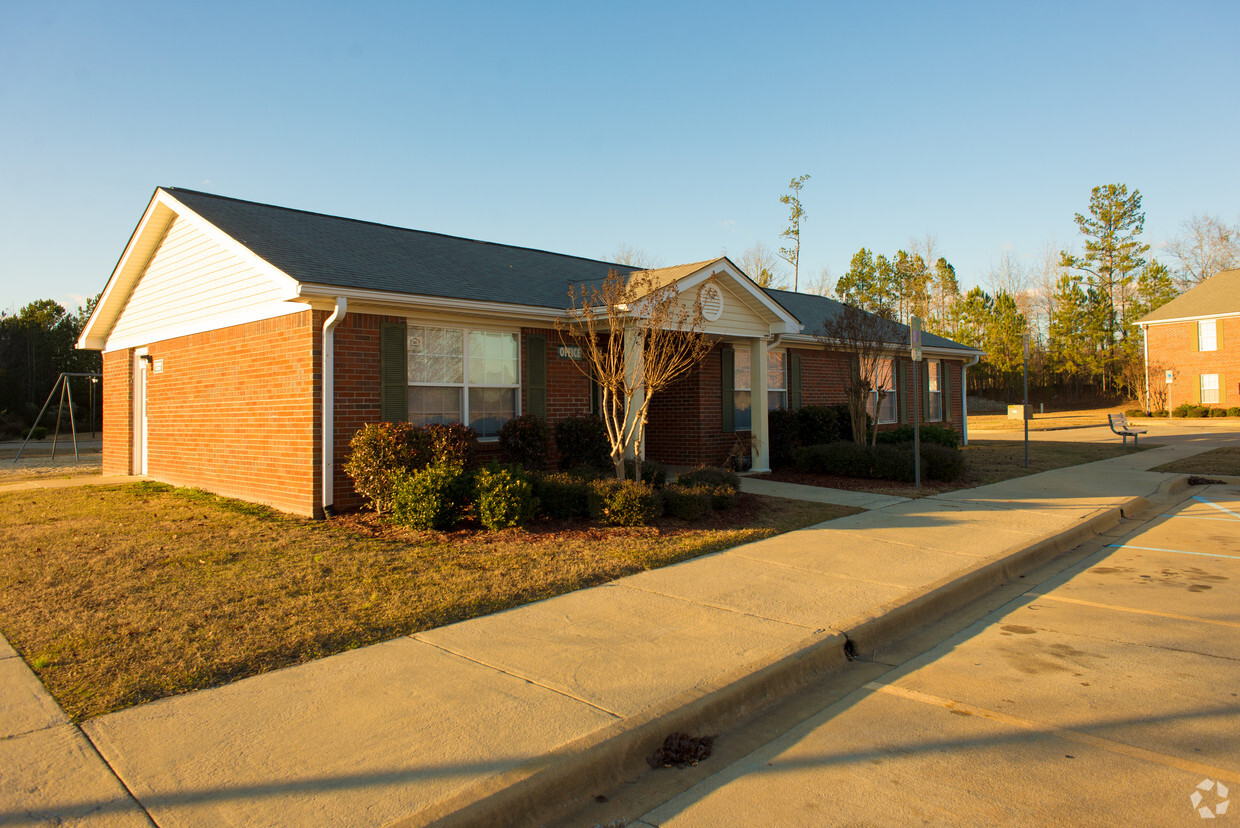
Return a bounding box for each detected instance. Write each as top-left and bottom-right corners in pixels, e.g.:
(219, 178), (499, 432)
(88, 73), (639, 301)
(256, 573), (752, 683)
(1108, 413), (1147, 447)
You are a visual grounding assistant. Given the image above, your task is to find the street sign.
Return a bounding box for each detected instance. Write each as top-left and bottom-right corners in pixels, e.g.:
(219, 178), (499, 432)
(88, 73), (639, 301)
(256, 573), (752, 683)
(910, 316), (922, 362)
(1165, 370), (1174, 384)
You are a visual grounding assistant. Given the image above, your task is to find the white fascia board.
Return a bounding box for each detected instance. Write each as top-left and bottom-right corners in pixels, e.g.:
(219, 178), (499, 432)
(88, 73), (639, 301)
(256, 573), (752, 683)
(77, 188), (303, 351)
(78, 192), (175, 350)
(780, 332), (983, 358)
(675, 260), (802, 333)
(1142, 310), (1240, 326)
(100, 301), (309, 353)
(295, 283), (563, 323)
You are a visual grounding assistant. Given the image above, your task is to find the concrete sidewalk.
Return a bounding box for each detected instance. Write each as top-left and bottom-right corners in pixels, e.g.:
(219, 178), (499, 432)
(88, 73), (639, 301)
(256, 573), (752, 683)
(0, 437), (1228, 827)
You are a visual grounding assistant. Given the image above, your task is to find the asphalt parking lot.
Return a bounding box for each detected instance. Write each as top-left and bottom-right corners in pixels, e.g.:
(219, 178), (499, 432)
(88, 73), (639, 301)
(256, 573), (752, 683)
(627, 482), (1240, 827)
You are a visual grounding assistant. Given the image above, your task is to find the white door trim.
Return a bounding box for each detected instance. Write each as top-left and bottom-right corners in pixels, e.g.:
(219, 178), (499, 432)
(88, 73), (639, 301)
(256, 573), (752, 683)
(134, 348), (148, 475)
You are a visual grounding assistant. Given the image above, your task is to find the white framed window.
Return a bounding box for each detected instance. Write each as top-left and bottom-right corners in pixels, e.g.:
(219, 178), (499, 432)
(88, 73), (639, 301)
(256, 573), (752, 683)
(1201, 373), (1220, 405)
(407, 326), (519, 439)
(865, 358), (898, 424)
(734, 349), (787, 431)
(1199, 319), (1218, 351)
(927, 360), (942, 422)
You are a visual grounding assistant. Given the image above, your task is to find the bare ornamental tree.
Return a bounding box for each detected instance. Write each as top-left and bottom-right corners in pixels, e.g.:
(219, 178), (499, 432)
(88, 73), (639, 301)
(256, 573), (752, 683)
(557, 269), (716, 479)
(816, 302), (904, 446)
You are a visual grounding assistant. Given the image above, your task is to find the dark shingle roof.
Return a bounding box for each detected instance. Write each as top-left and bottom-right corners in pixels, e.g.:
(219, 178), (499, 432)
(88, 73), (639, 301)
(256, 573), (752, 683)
(165, 188), (977, 353)
(1139, 269), (1240, 323)
(765, 288), (977, 353)
(166, 188), (635, 309)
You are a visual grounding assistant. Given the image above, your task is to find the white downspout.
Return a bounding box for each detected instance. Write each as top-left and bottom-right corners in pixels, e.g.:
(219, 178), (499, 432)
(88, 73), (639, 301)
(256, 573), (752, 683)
(322, 297), (348, 515)
(962, 353), (982, 446)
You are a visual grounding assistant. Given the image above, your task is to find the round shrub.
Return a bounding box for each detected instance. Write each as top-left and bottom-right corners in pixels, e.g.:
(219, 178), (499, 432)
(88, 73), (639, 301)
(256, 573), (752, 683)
(21, 426), (48, 441)
(795, 442), (872, 478)
(871, 444), (914, 482)
(343, 422), (433, 514)
(554, 416), (612, 471)
(498, 414), (550, 470)
(623, 458), (667, 487)
(707, 483), (738, 510)
(426, 422), (480, 468)
(875, 424), (959, 449)
(1151, 410), (1169, 418)
(1172, 403), (1192, 418)
(588, 479), (663, 526)
(390, 463), (474, 530)
(1211, 407), (1229, 418)
(1229, 407), (1240, 417)
(921, 443), (965, 481)
(768, 408), (801, 469)
(1124, 408), (1145, 418)
(531, 471), (592, 519)
(796, 405), (841, 446)
(675, 466), (741, 493)
(662, 484), (713, 521)
(1189, 405), (1210, 418)
(475, 464), (538, 530)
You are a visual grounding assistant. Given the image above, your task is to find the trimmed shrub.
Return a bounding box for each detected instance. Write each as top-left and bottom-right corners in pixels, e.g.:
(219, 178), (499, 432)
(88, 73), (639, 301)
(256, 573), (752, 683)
(921, 443), (965, 481)
(588, 479), (663, 526)
(871, 444), (914, 482)
(1189, 405), (1210, 418)
(555, 416), (612, 471)
(795, 405), (840, 447)
(662, 484), (713, 521)
(767, 408), (801, 468)
(1229, 407), (1240, 417)
(676, 466), (741, 492)
(1151, 410), (1169, 418)
(833, 403), (865, 443)
(1172, 403), (1192, 418)
(1211, 407), (1229, 418)
(875, 424), (960, 449)
(475, 463), (538, 530)
(1124, 408), (1145, 418)
(21, 426), (48, 441)
(530, 472), (592, 519)
(343, 422), (433, 514)
(498, 414), (550, 470)
(623, 458), (667, 487)
(795, 442), (872, 478)
(390, 463), (474, 530)
(427, 422), (480, 469)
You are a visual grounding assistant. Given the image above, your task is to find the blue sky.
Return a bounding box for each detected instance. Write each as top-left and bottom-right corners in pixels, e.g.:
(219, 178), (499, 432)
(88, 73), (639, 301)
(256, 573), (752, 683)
(3, 1), (1238, 315)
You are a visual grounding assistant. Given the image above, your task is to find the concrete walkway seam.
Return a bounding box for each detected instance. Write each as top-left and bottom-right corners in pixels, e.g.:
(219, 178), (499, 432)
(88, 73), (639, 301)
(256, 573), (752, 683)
(412, 490), (1175, 828)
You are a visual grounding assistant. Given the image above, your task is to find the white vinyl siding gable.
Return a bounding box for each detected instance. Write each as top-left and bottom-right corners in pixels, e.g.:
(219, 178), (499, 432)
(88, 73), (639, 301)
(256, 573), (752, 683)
(107, 216), (291, 344)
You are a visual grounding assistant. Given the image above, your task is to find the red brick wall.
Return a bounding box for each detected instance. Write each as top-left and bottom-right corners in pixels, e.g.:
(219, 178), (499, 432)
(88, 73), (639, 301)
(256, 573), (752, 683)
(107, 311), (321, 516)
(1145, 319), (1239, 409)
(101, 349), (134, 476)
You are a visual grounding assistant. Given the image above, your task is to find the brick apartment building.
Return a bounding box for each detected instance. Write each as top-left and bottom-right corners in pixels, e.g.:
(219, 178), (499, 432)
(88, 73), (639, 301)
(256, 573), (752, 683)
(79, 188), (982, 517)
(1139, 269), (1240, 412)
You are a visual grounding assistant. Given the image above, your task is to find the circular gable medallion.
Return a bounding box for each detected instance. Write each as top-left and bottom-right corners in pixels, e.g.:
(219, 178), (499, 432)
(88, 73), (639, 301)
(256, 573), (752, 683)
(698, 283), (724, 321)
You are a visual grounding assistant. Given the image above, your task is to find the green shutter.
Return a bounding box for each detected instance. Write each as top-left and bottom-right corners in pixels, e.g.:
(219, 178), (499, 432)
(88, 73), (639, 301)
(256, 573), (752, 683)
(788, 353), (802, 410)
(922, 361), (931, 421)
(721, 346), (735, 432)
(380, 321), (408, 422)
(526, 335), (547, 420)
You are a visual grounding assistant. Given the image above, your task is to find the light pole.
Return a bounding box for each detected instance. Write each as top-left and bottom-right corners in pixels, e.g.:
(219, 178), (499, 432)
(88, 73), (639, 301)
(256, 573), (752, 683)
(1023, 333), (1030, 469)
(911, 316), (923, 489)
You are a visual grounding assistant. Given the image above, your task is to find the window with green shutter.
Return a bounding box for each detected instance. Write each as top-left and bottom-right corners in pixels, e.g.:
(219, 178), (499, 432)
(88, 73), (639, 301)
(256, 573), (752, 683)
(380, 321), (408, 422)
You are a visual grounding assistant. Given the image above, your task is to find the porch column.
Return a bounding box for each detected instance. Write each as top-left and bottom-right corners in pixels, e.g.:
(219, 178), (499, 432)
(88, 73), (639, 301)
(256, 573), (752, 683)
(750, 337), (770, 473)
(623, 324), (646, 460)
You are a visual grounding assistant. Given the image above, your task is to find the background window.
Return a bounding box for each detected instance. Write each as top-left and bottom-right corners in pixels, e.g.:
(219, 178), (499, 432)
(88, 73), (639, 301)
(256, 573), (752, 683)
(1201, 373), (1220, 404)
(733, 349), (787, 430)
(866, 358), (897, 424)
(927, 360), (942, 421)
(1199, 319), (1217, 351)
(407, 326), (519, 438)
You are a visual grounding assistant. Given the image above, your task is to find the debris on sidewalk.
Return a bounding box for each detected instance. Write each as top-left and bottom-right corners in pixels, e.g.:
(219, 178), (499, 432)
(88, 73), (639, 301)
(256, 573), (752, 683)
(648, 732), (713, 768)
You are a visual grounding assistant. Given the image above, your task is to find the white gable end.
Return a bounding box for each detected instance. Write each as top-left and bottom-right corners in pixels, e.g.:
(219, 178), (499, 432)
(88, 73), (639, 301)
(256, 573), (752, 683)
(104, 215), (302, 350)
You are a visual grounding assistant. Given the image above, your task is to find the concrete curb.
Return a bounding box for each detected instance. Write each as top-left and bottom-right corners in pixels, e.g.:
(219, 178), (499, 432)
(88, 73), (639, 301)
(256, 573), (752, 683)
(416, 484), (1195, 828)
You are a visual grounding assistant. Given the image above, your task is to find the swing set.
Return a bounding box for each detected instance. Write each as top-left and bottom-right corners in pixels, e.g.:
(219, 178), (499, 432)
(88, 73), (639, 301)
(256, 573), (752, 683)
(13, 372), (102, 462)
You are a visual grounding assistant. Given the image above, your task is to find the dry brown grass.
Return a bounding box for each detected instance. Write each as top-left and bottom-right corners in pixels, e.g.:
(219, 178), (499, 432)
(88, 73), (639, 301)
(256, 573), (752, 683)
(764, 439), (1151, 497)
(0, 482), (854, 721)
(967, 405), (1128, 432)
(1152, 447), (1240, 477)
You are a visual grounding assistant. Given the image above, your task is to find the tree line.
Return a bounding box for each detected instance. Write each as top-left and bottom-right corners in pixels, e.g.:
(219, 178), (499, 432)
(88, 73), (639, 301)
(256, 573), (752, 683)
(0, 297), (101, 430)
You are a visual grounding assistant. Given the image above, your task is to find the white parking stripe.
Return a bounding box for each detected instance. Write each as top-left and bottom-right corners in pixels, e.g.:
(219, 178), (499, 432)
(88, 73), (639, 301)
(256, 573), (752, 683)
(1193, 495), (1240, 520)
(1106, 544), (1240, 560)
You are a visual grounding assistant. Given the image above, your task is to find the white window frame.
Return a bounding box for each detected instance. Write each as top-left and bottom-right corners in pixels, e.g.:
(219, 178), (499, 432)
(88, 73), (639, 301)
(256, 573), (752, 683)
(927, 359), (942, 422)
(1201, 373), (1220, 405)
(867, 358), (898, 424)
(406, 325), (521, 440)
(1199, 319), (1218, 351)
(734, 349), (787, 431)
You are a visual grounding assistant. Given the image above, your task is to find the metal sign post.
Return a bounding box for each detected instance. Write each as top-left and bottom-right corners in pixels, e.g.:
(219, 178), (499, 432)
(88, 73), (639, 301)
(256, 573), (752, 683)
(911, 316), (922, 490)
(1023, 334), (1030, 469)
